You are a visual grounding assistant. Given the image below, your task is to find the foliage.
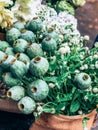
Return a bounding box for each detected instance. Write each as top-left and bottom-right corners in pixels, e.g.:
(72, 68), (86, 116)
(0, 0), (97, 120)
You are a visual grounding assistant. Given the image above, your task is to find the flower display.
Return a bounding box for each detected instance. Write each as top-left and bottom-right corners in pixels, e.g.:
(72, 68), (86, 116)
(0, 1), (97, 129)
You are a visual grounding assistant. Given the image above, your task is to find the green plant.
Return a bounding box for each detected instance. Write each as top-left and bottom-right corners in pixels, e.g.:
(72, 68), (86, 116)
(1, 0), (97, 122)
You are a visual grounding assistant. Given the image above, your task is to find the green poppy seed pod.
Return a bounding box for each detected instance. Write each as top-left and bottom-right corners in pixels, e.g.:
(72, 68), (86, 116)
(29, 17), (43, 32)
(15, 53), (30, 64)
(2, 72), (22, 87)
(13, 21), (25, 31)
(7, 86), (25, 101)
(25, 21), (30, 30)
(0, 51), (7, 62)
(43, 27), (59, 42)
(4, 47), (15, 56)
(1, 55), (16, 70)
(74, 73), (91, 90)
(18, 96), (36, 114)
(20, 30), (35, 43)
(42, 36), (57, 53)
(27, 79), (49, 101)
(6, 28), (21, 44)
(10, 59), (28, 79)
(0, 41), (10, 51)
(15, 53), (30, 69)
(29, 56), (49, 77)
(13, 39), (28, 53)
(26, 43), (43, 59)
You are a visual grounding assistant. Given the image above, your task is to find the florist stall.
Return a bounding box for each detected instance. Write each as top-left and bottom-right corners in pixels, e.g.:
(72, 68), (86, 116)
(0, 0), (98, 130)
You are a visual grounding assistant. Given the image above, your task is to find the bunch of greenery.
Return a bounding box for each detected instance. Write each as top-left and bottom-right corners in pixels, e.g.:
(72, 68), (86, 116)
(0, 0), (98, 125)
(46, 0), (86, 15)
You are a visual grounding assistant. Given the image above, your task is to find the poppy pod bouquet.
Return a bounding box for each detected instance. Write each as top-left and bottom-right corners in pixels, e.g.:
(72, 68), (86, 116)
(0, 0), (98, 123)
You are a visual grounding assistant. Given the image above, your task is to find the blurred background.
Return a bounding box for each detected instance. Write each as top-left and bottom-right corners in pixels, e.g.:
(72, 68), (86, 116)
(75, 0), (98, 47)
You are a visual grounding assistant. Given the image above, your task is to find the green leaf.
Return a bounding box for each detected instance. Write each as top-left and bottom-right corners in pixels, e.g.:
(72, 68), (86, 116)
(59, 94), (73, 102)
(43, 76), (57, 83)
(70, 101), (80, 113)
(56, 103), (66, 111)
(43, 108), (55, 113)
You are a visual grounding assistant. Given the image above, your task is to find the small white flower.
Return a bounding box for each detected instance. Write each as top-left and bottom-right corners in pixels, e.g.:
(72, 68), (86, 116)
(33, 112), (38, 117)
(84, 96), (88, 101)
(80, 66), (85, 70)
(93, 54), (98, 59)
(90, 64), (95, 69)
(89, 56), (93, 61)
(85, 47), (89, 51)
(78, 110), (83, 115)
(94, 42), (98, 48)
(84, 35), (90, 41)
(95, 61), (98, 69)
(83, 64), (88, 69)
(93, 87), (98, 93)
(58, 46), (70, 54)
(85, 86), (92, 92)
(63, 61), (67, 65)
(59, 35), (64, 42)
(37, 106), (43, 112)
(48, 83), (55, 88)
(60, 43), (69, 47)
(75, 70), (80, 74)
(50, 56), (56, 61)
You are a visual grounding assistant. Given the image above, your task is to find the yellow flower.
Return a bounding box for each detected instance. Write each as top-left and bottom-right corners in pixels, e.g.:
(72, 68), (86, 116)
(0, 0), (13, 8)
(0, 9), (13, 28)
(72, 0), (86, 7)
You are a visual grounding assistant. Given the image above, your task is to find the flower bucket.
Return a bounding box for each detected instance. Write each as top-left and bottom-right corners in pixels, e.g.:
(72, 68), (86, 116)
(29, 110), (97, 130)
(0, 32), (6, 41)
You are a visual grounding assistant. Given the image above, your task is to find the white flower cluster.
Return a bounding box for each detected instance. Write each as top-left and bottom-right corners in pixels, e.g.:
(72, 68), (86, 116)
(35, 6), (82, 49)
(11, 0), (42, 22)
(0, 0), (13, 7)
(42, 11), (79, 35)
(0, 0), (13, 28)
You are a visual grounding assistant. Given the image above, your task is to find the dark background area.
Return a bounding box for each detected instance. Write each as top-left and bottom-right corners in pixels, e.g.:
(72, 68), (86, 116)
(0, 111), (34, 130)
